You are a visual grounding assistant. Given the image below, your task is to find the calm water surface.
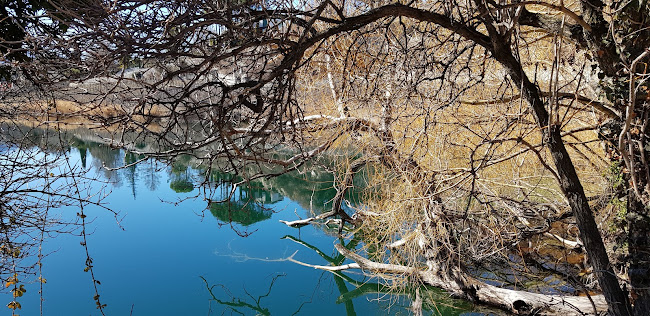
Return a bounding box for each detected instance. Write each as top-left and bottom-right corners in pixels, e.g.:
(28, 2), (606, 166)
(1, 133), (474, 315)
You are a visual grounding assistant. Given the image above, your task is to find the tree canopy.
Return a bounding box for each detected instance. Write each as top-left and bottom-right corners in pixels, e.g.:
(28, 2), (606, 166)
(2, 0), (650, 314)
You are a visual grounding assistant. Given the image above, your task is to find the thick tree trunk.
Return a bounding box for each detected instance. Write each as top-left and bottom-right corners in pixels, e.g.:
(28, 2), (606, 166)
(491, 45), (633, 315)
(545, 126), (632, 316)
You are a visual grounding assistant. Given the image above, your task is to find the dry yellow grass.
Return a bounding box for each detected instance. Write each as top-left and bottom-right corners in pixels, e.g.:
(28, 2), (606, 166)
(291, 23), (614, 286)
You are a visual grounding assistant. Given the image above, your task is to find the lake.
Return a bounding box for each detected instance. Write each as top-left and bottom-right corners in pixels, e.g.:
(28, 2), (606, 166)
(0, 127), (477, 315)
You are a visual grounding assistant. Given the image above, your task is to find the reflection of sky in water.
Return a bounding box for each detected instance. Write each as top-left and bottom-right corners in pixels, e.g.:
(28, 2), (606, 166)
(1, 146), (471, 315)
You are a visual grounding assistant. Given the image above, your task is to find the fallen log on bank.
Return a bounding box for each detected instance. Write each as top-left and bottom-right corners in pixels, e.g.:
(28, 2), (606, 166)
(292, 243), (607, 315)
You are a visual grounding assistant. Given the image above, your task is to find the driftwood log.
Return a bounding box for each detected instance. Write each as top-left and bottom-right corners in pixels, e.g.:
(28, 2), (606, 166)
(289, 243), (607, 315)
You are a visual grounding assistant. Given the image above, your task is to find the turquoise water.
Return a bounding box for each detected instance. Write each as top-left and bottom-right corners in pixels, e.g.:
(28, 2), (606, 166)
(0, 133), (472, 315)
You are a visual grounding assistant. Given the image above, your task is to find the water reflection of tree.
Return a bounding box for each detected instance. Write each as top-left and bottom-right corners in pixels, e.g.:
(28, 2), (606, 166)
(201, 274), (285, 316)
(169, 157), (194, 193)
(205, 234), (472, 315)
(207, 177), (277, 226)
(72, 137), (148, 197)
(282, 235), (472, 316)
(71, 136), (159, 198)
(87, 142), (123, 188)
(142, 159), (161, 192)
(124, 152), (144, 198)
(10, 126), (362, 229)
(70, 137), (169, 197)
(257, 160), (366, 215)
(201, 160), (363, 220)
(20, 126), (358, 220)
(209, 203), (272, 227)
